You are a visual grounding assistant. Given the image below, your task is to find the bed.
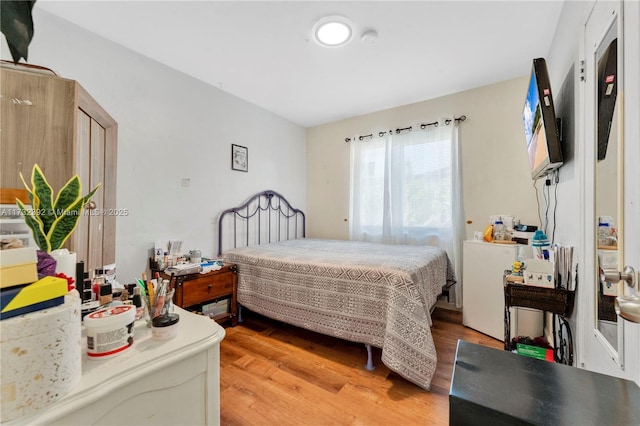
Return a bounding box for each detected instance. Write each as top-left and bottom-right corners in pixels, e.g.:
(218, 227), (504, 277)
(217, 190), (455, 390)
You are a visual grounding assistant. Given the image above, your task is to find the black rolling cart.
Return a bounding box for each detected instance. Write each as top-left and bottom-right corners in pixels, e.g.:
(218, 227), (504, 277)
(504, 274), (576, 365)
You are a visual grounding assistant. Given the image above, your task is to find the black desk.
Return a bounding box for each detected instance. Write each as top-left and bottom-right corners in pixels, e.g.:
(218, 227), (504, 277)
(449, 340), (640, 426)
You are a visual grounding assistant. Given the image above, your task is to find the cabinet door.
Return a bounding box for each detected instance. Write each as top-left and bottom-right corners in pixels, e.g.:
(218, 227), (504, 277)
(74, 111), (105, 272)
(73, 86), (117, 272)
(88, 116), (105, 272)
(463, 241), (521, 340)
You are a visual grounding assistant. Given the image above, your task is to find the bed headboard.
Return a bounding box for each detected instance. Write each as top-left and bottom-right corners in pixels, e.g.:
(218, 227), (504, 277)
(217, 190), (306, 256)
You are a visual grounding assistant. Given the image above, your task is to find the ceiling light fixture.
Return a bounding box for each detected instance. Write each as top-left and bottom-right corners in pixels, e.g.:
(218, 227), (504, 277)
(312, 16), (353, 47)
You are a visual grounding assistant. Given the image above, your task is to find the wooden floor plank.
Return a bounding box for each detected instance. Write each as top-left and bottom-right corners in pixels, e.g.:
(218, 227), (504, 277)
(220, 307), (502, 425)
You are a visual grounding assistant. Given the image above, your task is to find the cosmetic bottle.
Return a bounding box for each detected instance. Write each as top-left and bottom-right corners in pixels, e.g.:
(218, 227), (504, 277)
(132, 287), (144, 320)
(91, 269), (105, 302)
(99, 283), (113, 306)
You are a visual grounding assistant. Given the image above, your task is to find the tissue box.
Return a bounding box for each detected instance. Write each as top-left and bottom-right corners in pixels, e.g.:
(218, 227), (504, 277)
(1, 276), (68, 320)
(0, 247), (38, 289)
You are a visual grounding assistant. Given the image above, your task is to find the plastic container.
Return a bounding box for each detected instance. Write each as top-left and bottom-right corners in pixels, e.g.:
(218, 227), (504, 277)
(151, 313), (180, 340)
(598, 222), (611, 246)
(84, 305), (135, 358)
(190, 249), (202, 264)
(493, 220), (505, 241)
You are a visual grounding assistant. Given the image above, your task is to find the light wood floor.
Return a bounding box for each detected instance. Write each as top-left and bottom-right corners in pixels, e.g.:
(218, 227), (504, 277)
(220, 308), (502, 426)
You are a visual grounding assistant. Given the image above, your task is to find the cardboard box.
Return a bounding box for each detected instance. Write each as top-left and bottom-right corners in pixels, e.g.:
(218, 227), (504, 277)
(0, 247), (38, 289)
(1, 276), (68, 320)
(516, 343), (554, 362)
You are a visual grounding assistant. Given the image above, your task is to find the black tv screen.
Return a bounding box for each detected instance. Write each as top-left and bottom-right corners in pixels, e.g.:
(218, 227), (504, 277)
(522, 58), (563, 180)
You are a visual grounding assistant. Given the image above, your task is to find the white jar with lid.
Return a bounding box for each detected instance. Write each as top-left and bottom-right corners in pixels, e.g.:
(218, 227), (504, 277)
(84, 305), (135, 359)
(190, 249), (201, 264)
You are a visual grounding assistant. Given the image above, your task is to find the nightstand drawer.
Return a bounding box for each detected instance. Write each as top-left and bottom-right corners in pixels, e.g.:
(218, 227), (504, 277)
(167, 263), (237, 326)
(182, 272), (234, 307)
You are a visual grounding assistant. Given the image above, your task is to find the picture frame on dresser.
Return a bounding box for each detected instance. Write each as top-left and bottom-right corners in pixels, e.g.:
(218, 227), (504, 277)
(231, 144), (248, 172)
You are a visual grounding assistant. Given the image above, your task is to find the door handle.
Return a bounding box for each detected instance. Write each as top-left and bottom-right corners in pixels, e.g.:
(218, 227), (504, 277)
(601, 266), (636, 288)
(603, 265), (640, 323)
(615, 294), (640, 323)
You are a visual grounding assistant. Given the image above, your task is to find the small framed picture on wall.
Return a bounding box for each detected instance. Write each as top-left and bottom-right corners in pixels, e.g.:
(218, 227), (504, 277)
(231, 144), (248, 172)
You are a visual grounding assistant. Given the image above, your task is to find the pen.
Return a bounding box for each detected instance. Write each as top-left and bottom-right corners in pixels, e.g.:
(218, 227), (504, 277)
(136, 279), (147, 298)
(153, 281), (167, 318)
(147, 279), (155, 306)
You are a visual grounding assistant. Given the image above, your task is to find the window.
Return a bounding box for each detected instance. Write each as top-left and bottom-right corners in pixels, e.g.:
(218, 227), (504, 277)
(350, 126), (456, 246)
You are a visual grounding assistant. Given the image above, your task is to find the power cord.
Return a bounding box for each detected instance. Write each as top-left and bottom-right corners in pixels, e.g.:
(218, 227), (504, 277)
(552, 169), (559, 244)
(543, 179), (550, 235)
(533, 179), (542, 229)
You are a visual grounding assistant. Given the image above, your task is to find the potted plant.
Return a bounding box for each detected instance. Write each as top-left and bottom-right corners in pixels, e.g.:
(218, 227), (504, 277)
(15, 164), (100, 277)
(0, 1), (36, 64)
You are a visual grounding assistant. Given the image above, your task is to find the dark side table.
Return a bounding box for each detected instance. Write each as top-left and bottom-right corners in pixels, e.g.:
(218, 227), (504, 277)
(449, 340), (640, 426)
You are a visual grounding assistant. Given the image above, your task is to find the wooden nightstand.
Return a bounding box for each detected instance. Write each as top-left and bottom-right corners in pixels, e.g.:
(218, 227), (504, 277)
(166, 263), (237, 326)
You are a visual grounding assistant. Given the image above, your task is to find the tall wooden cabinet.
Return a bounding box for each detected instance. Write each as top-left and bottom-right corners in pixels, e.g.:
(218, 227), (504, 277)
(0, 66), (117, 273)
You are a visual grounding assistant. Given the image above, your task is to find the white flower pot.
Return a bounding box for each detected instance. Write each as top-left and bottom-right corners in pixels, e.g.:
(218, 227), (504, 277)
(50, 249), (77, 280)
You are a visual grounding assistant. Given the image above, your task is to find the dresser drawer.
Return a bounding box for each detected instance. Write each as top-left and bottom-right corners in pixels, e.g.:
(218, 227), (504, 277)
(181, 272), (234, 308)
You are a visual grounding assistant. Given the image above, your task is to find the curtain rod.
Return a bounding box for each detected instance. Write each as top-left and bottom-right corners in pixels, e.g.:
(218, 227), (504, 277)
(345, 115), (467, 143)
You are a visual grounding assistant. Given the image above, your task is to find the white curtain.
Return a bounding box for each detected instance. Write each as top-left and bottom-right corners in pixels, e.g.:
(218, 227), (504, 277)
(349, 119), (465, 308)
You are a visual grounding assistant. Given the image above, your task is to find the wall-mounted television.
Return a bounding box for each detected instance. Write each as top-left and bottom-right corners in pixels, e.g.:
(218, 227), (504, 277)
(522, 58), (563, 180)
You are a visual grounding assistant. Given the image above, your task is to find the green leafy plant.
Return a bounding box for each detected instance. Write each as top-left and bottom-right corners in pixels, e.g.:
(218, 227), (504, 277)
(15, 164), (100, 252)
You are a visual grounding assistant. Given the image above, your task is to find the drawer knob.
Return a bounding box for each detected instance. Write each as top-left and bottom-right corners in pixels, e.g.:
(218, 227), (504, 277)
(208, 284), (213, 290)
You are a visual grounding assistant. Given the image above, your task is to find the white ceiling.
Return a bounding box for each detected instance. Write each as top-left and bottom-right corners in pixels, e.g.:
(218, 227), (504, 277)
(36, 1), (564, 128)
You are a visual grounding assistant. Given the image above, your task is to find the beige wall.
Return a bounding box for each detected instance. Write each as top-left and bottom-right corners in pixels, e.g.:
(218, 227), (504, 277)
(306, 76), (540, 240)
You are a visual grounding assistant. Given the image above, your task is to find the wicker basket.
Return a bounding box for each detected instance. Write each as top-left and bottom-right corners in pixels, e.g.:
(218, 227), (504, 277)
(598, 294), (617, 322)
(505, 284), (575, 317)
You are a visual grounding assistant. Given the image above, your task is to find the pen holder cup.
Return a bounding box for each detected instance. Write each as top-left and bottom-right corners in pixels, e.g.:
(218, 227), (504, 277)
(143, 289), (175, 328)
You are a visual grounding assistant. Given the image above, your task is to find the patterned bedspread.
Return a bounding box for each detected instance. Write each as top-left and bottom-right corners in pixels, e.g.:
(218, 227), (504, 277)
(223, 238), (455, 390)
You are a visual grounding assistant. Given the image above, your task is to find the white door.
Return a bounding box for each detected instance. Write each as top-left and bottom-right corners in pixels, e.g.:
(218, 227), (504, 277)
(580, 0), (640, 384)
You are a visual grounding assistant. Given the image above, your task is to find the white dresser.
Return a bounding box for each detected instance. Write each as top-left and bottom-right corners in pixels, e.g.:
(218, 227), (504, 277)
(6, 307), (226, 425)
(463, 240), (542, 341)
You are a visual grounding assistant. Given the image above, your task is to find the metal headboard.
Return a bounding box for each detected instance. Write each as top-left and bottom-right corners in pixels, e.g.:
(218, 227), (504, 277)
(217, 190), (306, 256)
